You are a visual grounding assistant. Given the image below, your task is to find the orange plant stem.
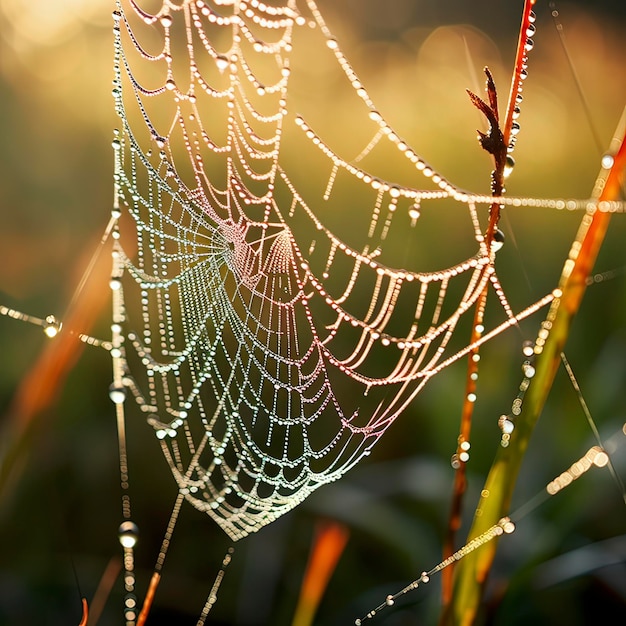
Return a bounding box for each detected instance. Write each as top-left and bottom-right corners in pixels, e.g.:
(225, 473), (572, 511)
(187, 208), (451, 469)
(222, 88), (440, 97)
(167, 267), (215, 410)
(441, 0), (538, 603)
(292, 521), (349, 626)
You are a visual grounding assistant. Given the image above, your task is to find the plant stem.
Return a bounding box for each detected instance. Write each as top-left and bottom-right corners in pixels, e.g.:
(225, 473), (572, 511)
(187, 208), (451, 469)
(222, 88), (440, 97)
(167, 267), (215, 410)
(441, 0), (537, 603)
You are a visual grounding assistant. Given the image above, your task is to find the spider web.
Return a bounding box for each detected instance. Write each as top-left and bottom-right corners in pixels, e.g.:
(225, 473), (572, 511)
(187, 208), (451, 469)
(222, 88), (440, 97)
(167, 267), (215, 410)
(111, 0), (560, 541)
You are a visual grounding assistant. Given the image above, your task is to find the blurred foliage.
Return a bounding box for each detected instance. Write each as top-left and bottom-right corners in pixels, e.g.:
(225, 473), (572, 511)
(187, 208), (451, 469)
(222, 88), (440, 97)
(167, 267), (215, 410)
(0, 1), (625, 625)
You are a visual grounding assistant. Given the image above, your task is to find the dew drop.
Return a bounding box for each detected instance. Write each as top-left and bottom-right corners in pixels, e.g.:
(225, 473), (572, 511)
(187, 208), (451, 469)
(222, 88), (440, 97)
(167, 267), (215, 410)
(522, 363), (536, 378)
(216, 56), (229, 72)
(386, 595), (395, 606)
(109, 383), (127, 404)
(522, 340), (534, 357)
(491, 229), (505, 252)
(601, 153), (614, 169)
(408, 204), (421, 223)
(526, 23), (536, 37)
(503, 155), (515, 178)
(502, 519), (516, 534)
(524, 37), (534, 51)
(499, 416), (515, 435)
(593, 450), (609, 468)
(118, 521), (139, 548)
(43, 315), (62, 338)
(112, 138), (121, 150)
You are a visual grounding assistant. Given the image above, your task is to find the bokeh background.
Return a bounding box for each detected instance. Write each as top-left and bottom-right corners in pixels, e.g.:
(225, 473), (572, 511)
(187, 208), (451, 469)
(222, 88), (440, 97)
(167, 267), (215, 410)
(1, 1), (625, 625)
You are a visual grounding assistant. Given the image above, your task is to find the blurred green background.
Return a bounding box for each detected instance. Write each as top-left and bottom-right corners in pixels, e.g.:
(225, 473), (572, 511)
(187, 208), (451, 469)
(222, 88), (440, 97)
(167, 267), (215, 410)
(1, 1), (625, 625)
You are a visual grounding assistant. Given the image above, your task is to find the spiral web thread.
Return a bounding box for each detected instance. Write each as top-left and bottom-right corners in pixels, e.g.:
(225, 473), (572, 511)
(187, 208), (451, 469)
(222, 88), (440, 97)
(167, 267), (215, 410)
(109, 0), (612, 544)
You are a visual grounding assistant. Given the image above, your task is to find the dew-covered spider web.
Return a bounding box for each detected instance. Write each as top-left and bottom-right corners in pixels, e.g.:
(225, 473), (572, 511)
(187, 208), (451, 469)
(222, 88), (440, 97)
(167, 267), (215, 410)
(1, 2), (626, 624)
(109, 0), (619, 550)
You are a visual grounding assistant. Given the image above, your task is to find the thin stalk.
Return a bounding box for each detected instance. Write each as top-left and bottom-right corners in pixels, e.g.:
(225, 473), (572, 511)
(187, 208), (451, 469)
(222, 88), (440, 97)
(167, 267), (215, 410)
(441, 0), (537, 603)
(441, 292), (486, 603)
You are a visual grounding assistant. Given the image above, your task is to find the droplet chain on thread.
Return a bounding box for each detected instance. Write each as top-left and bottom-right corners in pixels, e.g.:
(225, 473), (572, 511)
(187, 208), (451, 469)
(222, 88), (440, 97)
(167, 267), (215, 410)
(355, 427), (620, 624)
(354, 518), (516, 624)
